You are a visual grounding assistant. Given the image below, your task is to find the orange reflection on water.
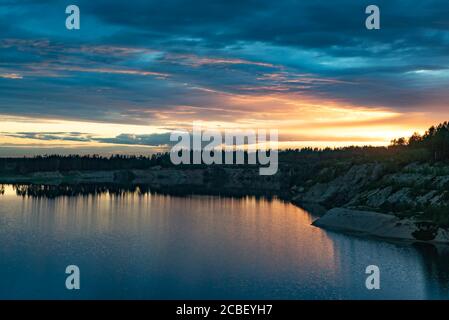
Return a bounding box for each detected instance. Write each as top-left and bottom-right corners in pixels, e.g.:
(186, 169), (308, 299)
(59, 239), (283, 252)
(0, 186), (340, 283)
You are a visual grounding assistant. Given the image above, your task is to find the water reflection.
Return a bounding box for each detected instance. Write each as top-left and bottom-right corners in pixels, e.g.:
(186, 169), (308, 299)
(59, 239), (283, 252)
(4, 183), (277, 199)
(412, 243), (449, 298)
(0, 184), (449, 299)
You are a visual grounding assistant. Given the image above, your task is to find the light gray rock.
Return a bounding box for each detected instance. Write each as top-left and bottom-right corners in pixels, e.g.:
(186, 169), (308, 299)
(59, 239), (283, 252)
(312, 208), (449, 243)
(366, 186), (393, 208)
(299, 163), (385, 206)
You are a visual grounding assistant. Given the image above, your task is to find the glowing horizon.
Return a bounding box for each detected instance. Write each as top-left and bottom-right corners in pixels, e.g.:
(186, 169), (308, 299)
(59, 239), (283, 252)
(1, 1), (448, 156)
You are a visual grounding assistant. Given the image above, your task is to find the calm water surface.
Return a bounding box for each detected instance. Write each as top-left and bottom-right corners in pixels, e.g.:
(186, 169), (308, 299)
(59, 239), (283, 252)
(0, 185), (448, 299)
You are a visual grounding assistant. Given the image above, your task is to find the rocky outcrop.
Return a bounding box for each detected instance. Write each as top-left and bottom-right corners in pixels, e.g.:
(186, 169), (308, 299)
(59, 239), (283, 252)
(292, 161), (449, 242)
(347, 163), (449, 212)
(313, 208), (449, 243)
(292, 162), (449, 212)
(291, 163), (385, 207)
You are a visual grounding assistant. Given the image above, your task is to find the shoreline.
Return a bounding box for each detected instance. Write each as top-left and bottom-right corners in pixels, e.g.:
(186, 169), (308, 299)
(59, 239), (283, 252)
(310, 207), (449, 244)
(2, 169), (449, 245)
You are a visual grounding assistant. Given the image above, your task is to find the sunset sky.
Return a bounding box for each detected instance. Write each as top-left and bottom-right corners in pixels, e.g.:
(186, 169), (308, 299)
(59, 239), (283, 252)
(1, 0), (448, 156)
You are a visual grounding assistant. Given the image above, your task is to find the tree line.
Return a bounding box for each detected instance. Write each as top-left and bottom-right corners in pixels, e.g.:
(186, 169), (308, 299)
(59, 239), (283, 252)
(0, 154), (173, 174)
(390, 121), (449, 161)
(1, 122), (448, 174)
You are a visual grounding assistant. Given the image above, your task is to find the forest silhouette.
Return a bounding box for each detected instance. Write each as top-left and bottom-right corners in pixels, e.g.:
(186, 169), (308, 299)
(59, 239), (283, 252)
(0, 122), (448, 174)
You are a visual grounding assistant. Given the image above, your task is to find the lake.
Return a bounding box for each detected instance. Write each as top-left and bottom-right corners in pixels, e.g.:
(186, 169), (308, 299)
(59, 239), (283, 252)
(0, 184), (448, 299)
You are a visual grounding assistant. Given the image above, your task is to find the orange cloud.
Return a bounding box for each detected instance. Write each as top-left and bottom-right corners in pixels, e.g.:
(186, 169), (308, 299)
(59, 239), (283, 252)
(0, 73), (23, 79)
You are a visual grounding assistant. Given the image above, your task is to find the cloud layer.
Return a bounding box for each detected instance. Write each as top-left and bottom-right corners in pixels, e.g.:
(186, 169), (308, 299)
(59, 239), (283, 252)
(1, 0), (448, 152)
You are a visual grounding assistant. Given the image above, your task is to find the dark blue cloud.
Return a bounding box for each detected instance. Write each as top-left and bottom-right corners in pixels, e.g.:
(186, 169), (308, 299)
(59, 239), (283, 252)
(0, 0), (448, 125)
(5, 131), (173, 147)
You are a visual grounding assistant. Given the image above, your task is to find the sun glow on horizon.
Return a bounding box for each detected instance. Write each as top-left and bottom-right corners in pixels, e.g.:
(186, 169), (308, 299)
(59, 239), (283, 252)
(0, 98), (436, 155)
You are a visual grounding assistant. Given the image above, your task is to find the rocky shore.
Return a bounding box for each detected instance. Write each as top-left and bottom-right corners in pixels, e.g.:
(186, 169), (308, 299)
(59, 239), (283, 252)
(312, 208), (449, 243)
(0, 166), (282, 195)
(2, 160), (449, 244)
(291, 162), (449, 243)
